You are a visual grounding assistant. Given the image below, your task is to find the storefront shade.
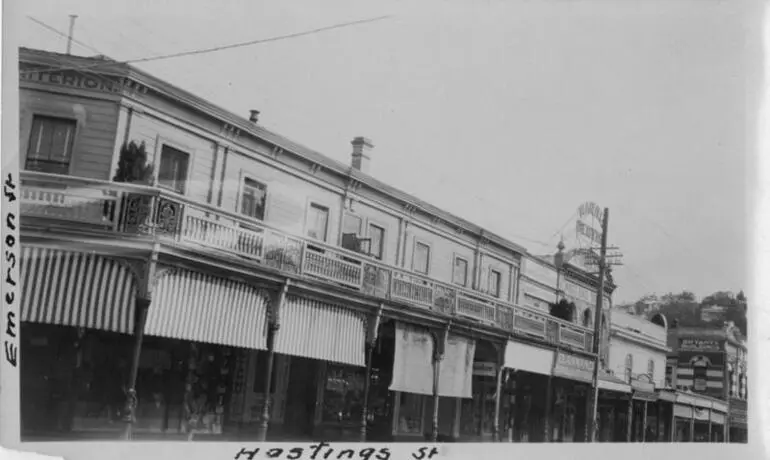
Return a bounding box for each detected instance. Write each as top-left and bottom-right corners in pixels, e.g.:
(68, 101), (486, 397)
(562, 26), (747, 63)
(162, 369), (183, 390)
(20, 246), (137, 334)
(274, 296), (366, 367)
(437, 335), (476, 399)
(390, 322), (435, 396)
(145, 270), (268, 350)
(503, 340), (555, 376)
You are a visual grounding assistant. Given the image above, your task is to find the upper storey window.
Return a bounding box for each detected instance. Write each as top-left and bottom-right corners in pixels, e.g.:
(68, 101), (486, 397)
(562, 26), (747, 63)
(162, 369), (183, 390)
(413, 241), (431, 275)
(26, 115), (76, 175)
(158, 145), (189, 194)
(241, 178), (267, 221)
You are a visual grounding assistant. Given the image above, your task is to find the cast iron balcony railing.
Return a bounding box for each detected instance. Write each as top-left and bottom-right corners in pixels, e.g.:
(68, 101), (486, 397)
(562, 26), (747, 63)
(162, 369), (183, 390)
(19, 171), (595, 353)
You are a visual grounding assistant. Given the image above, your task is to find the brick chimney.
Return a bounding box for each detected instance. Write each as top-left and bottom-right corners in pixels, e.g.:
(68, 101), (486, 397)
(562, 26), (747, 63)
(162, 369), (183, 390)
(351, 137), (373, 174)
(249, 110), (260, 124)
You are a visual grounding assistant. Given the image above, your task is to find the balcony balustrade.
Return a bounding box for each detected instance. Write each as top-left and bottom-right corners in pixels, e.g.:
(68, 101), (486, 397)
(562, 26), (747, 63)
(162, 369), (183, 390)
(20, 171), (596, 353)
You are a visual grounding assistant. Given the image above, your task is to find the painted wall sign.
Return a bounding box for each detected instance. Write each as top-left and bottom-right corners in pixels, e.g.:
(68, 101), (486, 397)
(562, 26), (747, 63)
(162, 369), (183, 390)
(552, 351), (594, 383)
(679, 338), (722, 352)
(20, 68), (136, 95)
(576, 220), (603, 245)
(578, 202), (604, 223)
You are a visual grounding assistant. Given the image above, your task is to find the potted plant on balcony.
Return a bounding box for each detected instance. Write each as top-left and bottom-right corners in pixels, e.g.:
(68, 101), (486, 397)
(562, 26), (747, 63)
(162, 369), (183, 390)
(109, 141), (156, 232)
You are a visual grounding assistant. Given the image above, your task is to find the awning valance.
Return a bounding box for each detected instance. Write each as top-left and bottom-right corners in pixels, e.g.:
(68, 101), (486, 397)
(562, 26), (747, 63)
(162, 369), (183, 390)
(503, 340), (555, 376)
(274, 296), (366, 367)
(437, 334), (475, 399)
(145, 270), (268, 350)
(598, 375), (632, 394)
(710, 411), (726, 425)
(20, 246), (137, 334)
(390, 322), (435, 396)
(674, 404), (692, 419)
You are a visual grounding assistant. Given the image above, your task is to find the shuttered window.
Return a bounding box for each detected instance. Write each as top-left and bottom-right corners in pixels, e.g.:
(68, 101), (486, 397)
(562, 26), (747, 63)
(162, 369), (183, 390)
(26, 115), (76, 175)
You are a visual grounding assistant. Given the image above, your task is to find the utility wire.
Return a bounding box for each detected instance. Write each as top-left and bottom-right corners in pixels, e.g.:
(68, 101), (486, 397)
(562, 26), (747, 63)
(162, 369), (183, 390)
(28, 16), (104, 56)
(21, 15), (393, 76)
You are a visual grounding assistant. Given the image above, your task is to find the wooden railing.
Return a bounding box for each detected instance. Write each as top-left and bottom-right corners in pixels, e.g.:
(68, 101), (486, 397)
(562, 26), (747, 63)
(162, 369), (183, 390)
(20, 171), (596, 353)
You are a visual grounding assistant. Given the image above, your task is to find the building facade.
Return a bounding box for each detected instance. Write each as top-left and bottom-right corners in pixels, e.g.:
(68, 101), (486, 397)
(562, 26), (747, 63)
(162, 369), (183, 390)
(17, 47), (611, 443)
(665, 322), (748, 443)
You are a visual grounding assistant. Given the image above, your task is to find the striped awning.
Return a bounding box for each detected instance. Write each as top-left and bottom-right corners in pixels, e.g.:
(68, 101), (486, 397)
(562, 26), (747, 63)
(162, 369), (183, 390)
(273, 296), (366, 367)
(20, 246), (137, 334)
(145, 270), (268, 350)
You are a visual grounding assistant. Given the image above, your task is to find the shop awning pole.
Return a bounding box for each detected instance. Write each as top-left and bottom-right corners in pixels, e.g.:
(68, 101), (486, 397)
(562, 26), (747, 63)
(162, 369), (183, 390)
(668, 403), (676, 442)
(689, 407), (695, 442)
(257, 280), (289, 442)
(430, 324), (449, 442)
(708, 407), (713, 442)
(626, 395), (633, 442)
(493, 363), (503, 442)
(123, 250), (158, 440)
(642, 401), (648, 443)
(361, 303), (383, 442)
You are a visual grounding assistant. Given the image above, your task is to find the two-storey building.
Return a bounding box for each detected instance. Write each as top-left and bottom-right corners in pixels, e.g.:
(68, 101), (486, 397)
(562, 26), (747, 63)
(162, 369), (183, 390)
(665, 321), (747, 443)
(17, 47), (601, 443)
(605, 311), (670, 442)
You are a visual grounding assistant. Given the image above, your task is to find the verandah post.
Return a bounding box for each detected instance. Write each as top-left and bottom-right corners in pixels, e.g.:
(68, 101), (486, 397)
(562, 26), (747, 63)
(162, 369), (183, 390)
(361, 304), (384, 442)
(122, 249), (160, 440)
(256, 280), (289, 442)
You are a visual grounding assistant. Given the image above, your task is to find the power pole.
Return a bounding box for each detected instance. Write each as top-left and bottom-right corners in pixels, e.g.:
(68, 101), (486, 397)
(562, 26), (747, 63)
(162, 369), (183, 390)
(586, 207), (609, 443)
(66, 15), (78, 55)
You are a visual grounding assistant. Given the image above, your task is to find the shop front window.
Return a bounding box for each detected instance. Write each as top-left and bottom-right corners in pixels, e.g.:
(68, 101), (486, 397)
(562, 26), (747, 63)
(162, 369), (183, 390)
(460, 375), (496, 437)
(181, 342), (235, 436)
(321, 364), (365, 423)
(397, 393), (425, 434)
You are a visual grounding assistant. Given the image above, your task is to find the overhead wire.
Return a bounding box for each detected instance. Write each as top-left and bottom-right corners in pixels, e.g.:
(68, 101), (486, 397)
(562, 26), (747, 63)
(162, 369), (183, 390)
(27, 16), (104, 56)
(20, 15), (393, 76)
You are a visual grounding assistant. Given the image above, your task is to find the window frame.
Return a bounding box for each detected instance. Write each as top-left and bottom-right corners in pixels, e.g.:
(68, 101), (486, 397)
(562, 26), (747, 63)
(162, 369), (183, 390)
(156, 141), (193, 195)
(367, 222), (386, 261)
(238, 175), (269, 221)
(305, 201), (331, 243)
(452, 254), (470, 287)
(412, 239), (432, 275)
(488, 268), (502, 297)
(25, 114), (78, 175)
(624, 354), (634, 383)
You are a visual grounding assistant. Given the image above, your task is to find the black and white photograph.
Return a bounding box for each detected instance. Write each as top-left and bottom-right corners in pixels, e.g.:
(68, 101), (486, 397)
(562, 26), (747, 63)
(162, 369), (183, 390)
(0, 0), (766, 459)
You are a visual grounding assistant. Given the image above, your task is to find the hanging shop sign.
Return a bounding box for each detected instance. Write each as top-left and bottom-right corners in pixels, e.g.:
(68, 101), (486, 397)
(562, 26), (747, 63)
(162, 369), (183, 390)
(552, 351), (594, 383)
(679, 338), (722, 352)
(473, 361), (499, 378)
(630, 374), (655, 393)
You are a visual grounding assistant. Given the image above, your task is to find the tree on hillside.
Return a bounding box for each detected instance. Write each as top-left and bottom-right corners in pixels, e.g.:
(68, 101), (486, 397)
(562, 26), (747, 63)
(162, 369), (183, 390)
(636, 289), (748, 338)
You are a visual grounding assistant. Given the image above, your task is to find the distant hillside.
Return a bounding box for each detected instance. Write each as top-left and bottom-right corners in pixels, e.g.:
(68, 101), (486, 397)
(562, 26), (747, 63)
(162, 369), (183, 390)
(618, 290), (747, 337)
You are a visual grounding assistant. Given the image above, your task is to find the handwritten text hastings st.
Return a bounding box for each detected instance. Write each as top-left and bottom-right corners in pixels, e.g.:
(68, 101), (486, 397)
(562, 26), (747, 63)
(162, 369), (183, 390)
(235, 442), (440, 460)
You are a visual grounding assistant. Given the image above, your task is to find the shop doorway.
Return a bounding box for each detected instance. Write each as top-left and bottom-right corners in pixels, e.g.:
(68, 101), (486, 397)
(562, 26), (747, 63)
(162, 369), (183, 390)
(367, 321), (396, 441)
(283, 356), (321, 438)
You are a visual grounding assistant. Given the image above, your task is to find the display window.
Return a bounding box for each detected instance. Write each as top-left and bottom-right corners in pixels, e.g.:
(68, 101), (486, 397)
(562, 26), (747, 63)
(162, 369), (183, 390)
(395, 392), (425, 435)
(321, 363), (366, 423)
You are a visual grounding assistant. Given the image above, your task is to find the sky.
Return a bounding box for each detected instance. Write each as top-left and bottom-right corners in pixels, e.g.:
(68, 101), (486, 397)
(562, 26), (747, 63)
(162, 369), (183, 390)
(6, 0), (764, 304)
